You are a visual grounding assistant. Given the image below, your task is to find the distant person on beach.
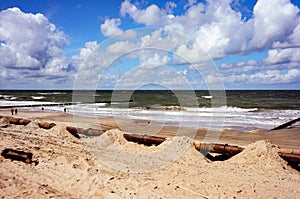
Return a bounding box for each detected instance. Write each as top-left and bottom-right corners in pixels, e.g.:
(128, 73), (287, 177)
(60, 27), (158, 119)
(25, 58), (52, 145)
(15, 109), (18, 115)
(11, 108), (14, 115)
(64, 107), (66, 113)
(41, 107), (44, 110)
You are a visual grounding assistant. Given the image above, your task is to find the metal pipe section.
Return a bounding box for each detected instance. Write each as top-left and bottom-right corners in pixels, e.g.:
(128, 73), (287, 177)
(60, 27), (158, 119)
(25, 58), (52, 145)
(123, 133), (166, 146)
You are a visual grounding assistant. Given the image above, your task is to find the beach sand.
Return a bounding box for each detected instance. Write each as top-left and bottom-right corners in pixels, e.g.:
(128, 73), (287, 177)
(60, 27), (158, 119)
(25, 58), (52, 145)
(0, 109), (299, 198)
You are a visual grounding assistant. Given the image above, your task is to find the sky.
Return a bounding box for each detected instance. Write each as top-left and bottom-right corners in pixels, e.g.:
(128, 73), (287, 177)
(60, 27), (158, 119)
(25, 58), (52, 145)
(0, 0), (300, 90)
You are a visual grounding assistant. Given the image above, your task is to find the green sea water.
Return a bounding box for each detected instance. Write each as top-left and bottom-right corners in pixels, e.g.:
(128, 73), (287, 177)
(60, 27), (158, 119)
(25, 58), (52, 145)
(0, 90), (299, 110)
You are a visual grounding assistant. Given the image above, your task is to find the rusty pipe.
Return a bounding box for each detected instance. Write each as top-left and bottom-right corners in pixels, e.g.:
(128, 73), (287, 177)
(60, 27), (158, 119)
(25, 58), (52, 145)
(38, 122), (56, 129)
(1, 148), (33, 164)
(193, 142), (244, 156)
(18, 119), (31, 126)
(4, 116), (31, 126)
(123, 133), (166, 146)
(278, 152), (300, 164)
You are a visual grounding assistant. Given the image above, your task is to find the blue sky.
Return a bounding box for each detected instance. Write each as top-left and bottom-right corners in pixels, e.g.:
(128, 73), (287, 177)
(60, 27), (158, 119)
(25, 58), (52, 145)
(0, 0), (300, 90)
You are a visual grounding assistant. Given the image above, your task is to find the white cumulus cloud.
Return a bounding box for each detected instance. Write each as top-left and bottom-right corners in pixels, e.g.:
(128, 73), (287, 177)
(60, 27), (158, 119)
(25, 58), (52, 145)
(139, 52), (170, 68)
(113, 0), (300, 63)
(0, 7), (74, 88)
(100, 18), (124, 37)
(81, 0), (300, 88)
(120, 0), (175, 26)
(249, 0), (299, 50)
(227, 69), (300, 84)
(0, 7), (68, 70)
(263, 48), (300, 65)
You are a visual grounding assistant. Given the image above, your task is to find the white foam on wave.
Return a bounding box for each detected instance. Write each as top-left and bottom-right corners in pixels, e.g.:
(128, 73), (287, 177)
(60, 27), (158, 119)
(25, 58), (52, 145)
(226, 106), (258, 112)
(107, 107), (297, 130)
(1, 100), (298, 131)
(0, 100), (58, 107)
(31, 96), (45, 100)
(202, 95), (213, 99)
(0, 95), (18, 100)
(60, 104), (296, 130)
(185, 106), (258, 113)
(37, 92), (65, 95)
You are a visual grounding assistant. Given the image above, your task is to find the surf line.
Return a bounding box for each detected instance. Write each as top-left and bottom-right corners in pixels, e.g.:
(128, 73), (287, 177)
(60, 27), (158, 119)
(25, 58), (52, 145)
(0, 102), (81, 109)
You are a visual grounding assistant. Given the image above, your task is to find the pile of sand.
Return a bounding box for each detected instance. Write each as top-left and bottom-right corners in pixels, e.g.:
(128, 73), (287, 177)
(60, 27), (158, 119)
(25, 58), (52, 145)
(0, 116), (299, 198)
(84, 129), (196, 173)
(225, 140), (289, 171)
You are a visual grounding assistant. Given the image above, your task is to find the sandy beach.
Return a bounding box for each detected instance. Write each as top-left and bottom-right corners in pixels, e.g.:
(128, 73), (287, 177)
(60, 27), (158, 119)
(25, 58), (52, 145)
(0, 109), (299, 198)
(2, 0), (300, 197)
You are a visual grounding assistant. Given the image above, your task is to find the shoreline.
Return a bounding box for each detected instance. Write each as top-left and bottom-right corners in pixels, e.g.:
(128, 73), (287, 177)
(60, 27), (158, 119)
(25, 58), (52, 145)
(1, 109), (299, 149)
(1, 97), (300, 131)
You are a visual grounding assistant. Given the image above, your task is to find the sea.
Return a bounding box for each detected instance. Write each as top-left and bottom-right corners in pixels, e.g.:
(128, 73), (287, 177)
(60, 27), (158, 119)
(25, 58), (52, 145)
(0, 90), (299, 131)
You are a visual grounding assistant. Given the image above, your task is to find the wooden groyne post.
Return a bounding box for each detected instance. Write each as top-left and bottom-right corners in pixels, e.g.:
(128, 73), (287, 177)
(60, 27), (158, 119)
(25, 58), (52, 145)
(271, 117), (300, 130)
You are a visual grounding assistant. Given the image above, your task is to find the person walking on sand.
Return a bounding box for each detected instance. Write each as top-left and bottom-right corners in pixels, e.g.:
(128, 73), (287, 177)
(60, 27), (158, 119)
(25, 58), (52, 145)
(11, 108), (14, 115)
(15, 108), (18, 115)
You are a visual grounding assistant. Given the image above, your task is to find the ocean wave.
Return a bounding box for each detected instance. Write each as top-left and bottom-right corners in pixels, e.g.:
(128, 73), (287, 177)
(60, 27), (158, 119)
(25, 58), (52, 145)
(202, 95), (213, 99)
(31, 96), (45, 100)
(184, 106), (258, 113)
(0, 100), (55, 107)
(1, 100), (298, 131)
(226, 106), (258, 112)
(37, 92), (65, 95)
(3, 96), (17, 100)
